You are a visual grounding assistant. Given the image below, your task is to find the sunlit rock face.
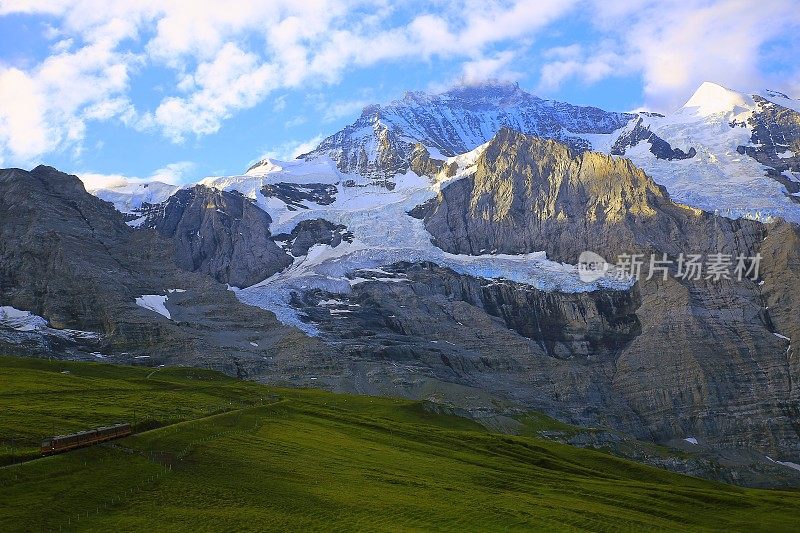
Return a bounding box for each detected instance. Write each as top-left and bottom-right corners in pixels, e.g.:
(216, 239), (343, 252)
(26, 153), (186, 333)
(412, 128), (756, 262)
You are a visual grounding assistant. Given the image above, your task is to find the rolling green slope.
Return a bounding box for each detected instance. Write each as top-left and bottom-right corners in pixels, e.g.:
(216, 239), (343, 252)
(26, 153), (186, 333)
(1, 355), (799, 531)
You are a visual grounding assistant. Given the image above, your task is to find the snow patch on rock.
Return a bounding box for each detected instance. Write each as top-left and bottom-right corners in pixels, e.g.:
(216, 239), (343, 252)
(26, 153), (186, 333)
(0, 306), (48, 331)
(767, 456), (800, 472)
(135, 295), (171, 320)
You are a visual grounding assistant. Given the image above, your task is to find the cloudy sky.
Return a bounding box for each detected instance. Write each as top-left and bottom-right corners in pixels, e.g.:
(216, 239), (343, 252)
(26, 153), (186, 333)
(1, 0), (798, 185)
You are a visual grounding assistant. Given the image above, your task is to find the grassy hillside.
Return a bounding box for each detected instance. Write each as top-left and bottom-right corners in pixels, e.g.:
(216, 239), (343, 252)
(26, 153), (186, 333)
(1, 356), (799, 531)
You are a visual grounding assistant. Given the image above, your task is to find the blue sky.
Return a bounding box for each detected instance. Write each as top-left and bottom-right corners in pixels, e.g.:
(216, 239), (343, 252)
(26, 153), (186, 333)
(1, 1), (798, 187)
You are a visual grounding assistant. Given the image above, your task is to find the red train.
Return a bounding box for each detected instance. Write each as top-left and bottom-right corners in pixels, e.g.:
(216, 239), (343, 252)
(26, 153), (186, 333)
(41, 423), (132, 455)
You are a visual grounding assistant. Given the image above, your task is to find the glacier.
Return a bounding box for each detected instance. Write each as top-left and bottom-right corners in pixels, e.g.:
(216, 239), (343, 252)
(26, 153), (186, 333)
(230, 152), (632, 334)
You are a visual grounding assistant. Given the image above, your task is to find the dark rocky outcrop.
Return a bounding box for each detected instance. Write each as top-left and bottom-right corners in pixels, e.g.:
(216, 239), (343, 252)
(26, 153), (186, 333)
(298, 261), (641, 360)
(144, 185), (292, 287)
(736, 95), (800, 197)
(611, 117), (697, 160)
(260, 182), (338, 210)
(273, 219), (354, 257)
(1, 165), (155, 333)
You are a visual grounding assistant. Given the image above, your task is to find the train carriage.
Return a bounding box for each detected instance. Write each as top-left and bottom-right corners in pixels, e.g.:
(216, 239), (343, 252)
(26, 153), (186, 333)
(41, 423), (132, 455)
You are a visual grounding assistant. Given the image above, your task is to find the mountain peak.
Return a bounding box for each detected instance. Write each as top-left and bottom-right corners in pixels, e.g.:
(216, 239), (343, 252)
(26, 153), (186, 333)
(301, 83), (630, 178)
(396, 81), (526, 107)
(245, 157), (284, 175)
(682, 81), (753, 116)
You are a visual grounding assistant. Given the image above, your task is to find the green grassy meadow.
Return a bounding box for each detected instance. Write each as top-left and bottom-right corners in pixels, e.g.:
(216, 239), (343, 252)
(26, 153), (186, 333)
(1, 355), (799, 531)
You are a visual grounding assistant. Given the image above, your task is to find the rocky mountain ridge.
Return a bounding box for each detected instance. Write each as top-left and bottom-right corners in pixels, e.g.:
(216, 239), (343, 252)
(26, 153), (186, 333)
(0, 165), (333, 376)
(141, 185), (292, 287)
(288, 81), (633, 180)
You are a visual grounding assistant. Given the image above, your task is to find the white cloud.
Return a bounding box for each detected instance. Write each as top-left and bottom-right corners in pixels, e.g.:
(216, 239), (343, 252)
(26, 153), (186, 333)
(632, 0), (800, 110)
(78, 171), (141, 190)
(256, 135), (325, 161)
(77, 160), (195, 190)
(0, 0), (579, 164)
(542, 44), (582, 61)
(150, 161), (196, 184)
(321, 99), (372, 123)
(272, 95), (287, 112)
(539, 0), (800, 111)
(537, 44), (623, 92)
(0, 9), (140, 165)
(151, 43), (278, 142)
(459, 51), (520, 85)
(4, 0), (798, 167)
(0, 69), (52, 165)
(284, 116), (308, 128)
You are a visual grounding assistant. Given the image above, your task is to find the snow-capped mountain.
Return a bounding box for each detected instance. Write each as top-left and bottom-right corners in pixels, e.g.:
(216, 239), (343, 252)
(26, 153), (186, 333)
(88, 82), (800, 326)
(107, 142), (629, 333)
(92, 181), (181, 214)
(247, 81), (633, 180)
(244, 80), (800, 224)
(8, 82), (800, 474)
(609, 82), (800, 222)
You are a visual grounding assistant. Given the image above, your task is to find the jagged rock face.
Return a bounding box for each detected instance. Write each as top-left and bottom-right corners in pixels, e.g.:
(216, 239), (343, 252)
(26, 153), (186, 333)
(737, 95), (800, 196)
(300, 82), (633, 180)
(287, 261), (652, 437)
(408, 143), (453, 178)
(144, 185), (292, 287)
(759, 222), (800, 390)
(297, 262), (641, 360)
(290, 261), (646, 420)
(410, 130), (800, 455)
(611, 117), (697, 160)
(609, 270), (798, 453)
(290, 256), (799, 456)
(273, 219), (353, 257)
(0, 165), (153, 332)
